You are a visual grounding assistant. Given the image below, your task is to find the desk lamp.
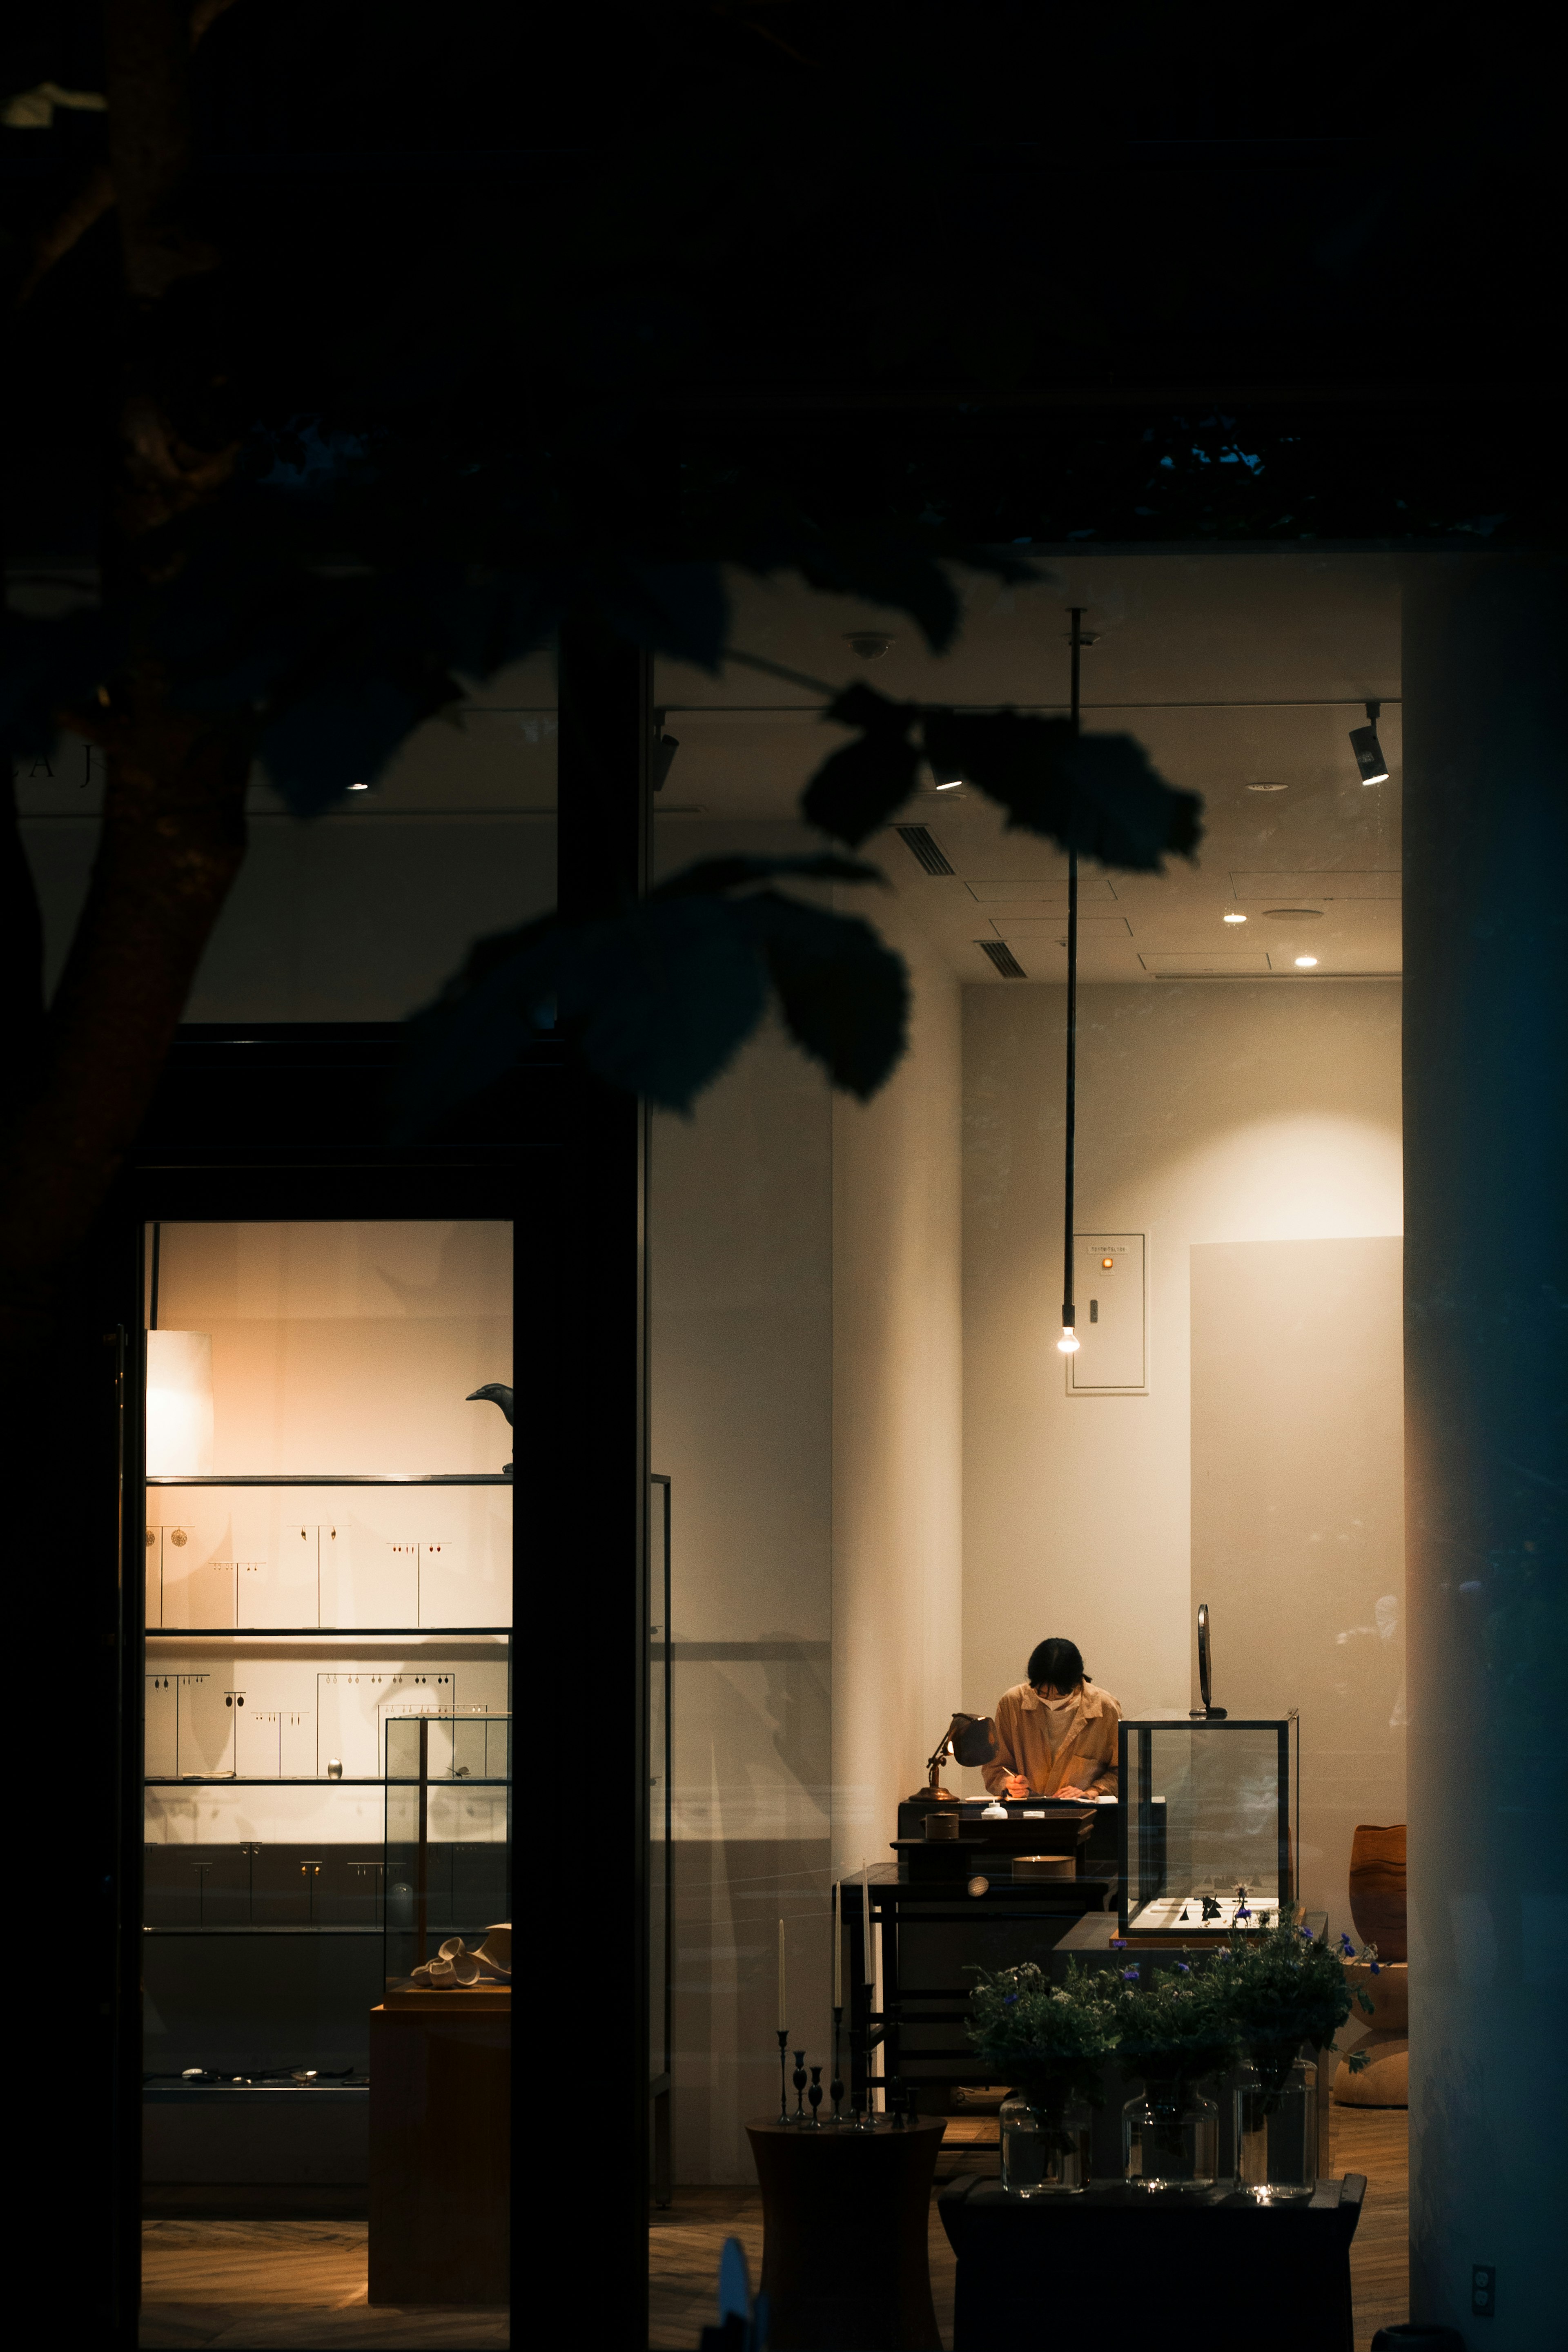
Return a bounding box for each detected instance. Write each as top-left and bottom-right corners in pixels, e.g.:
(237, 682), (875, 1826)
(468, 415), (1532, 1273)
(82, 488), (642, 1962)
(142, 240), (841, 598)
(909, 1712), (997, 1804)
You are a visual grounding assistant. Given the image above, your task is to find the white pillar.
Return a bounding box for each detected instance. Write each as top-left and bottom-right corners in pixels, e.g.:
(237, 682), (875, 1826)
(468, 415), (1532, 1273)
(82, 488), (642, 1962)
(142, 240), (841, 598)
(1402, 556), (1568, 2346)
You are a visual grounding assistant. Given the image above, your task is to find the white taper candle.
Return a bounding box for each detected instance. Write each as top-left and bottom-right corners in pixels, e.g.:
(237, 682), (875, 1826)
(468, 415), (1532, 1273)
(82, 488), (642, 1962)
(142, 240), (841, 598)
(833, 1881), (842, 2007)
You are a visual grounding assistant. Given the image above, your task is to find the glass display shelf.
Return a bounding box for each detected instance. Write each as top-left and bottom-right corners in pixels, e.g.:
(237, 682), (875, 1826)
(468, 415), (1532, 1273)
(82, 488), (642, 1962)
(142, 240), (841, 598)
(145, 1925), (388, 1936)
(148, 1474), (511, 1485)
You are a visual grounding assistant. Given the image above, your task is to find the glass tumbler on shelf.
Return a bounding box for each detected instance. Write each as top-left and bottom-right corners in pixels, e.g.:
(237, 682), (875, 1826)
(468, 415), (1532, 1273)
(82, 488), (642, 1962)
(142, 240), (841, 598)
(1234, 2050), (1318, 2198)
(999, 2091), (1092, 2196)
(1122, 2081), (1220, 2189)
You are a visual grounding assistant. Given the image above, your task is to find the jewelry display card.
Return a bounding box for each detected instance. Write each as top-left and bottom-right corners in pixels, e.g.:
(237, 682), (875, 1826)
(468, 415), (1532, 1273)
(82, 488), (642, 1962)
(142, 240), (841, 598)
(146, 1485), (512, 1631)
(144, 1648), (509, 1779)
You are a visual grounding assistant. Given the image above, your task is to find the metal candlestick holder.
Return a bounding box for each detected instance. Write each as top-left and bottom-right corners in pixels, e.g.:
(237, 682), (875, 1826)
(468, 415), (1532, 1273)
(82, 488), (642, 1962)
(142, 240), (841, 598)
(808, 2064), (823, 2125)
(792, 2049), (807, 2122)
(849, 2016), (872, 2129)
(829, 2004), (845, 2124)
(776, 2027), (791, 2124)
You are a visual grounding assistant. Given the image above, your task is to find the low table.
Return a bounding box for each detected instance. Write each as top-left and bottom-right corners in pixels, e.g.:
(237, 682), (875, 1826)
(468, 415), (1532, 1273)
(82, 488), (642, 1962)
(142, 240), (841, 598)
(938, 2173), (1366, 2352)
(746, 2118), (944, 2350)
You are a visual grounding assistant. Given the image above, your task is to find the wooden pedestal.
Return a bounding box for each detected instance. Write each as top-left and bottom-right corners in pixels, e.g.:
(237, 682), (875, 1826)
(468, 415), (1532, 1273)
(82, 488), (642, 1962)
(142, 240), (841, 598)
(368, 1998), (510, 2306)
(746, 2117), (944, 2350)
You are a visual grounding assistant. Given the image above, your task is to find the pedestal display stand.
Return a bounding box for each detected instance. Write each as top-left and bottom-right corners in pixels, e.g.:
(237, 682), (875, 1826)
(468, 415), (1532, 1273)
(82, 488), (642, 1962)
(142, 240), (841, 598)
(368, 1994), (509, 2306)
(938, 2172), (1366, 2352)
(745, 2117), (944, 2350)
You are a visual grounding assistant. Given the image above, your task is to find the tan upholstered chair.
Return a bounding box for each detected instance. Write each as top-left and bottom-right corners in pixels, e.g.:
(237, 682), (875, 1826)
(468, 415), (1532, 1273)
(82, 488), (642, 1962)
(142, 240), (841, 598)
(1332, 1823), (1408, 2107)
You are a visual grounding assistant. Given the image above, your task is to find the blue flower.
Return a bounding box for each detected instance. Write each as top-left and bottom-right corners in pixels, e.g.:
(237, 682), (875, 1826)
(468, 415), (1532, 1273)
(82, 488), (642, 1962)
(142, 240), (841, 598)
(1300, 1926), (1316, 1942)
(1369, 1961), (1381, 1976)
(1235, 1904), (1252, 1922)
(1121, 1967), (1141, 1982)
(1177, 1963), (1191, 1974)
(1002, 1993), (1018, 2006)
(1338, 1933), (1355, 1956)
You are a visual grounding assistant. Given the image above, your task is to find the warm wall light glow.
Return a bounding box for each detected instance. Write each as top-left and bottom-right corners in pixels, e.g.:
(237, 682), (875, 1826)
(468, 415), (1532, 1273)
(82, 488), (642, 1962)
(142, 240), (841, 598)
(1057, 1326), (1080, 1354)
(146, 1330), (215, 1473)
(1223, 912), (1247, 924)
(1294, 955), (1319, 968)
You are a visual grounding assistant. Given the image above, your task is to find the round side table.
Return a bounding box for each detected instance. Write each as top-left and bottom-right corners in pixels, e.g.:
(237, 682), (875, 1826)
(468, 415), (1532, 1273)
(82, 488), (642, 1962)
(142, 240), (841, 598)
(744, 2117), (944, 2351)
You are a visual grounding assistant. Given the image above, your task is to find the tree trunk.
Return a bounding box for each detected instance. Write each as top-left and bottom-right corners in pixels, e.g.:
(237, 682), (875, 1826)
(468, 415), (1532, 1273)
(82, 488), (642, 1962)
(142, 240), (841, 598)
(0, 690), (247, 1350)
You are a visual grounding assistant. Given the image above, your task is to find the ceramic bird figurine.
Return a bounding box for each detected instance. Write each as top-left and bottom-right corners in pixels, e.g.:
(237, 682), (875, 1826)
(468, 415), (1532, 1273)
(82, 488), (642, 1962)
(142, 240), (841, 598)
(467, 1383), (514, 1479)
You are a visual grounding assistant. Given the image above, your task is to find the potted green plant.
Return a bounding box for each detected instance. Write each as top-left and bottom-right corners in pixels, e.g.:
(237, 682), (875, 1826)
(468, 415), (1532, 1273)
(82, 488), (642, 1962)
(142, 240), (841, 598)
(1113, 1957), (1240, 2190)
(1212, 1920), (1377, 2197)
(965, 1961), (1119, 2196)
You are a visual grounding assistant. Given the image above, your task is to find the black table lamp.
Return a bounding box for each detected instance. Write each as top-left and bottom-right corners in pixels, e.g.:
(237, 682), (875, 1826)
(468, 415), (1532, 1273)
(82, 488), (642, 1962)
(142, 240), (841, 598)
(909, 1712), (997, 1804)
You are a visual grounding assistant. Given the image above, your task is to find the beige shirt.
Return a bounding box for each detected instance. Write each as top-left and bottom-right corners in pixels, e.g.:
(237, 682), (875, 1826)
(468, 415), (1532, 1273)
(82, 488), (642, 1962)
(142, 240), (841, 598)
(981, 1679), (1122, 1799)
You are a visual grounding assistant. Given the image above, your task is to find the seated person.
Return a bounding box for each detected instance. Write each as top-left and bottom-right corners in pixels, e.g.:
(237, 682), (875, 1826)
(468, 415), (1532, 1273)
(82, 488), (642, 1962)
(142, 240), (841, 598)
(981, 1637), (1121, 1802)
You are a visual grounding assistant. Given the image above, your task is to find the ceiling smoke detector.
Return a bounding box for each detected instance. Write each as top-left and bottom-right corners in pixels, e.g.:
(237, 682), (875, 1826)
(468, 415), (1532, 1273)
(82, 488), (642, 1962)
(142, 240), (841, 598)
(845, 632), (895, 660)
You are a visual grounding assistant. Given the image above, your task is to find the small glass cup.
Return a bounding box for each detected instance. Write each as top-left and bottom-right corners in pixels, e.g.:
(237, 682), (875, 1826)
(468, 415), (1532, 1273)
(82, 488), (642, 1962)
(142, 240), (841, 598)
(1122, 2081), (1220, 2189)
(1235, 2050), (1318, 2199)
(999, 2090), (1092, 2195)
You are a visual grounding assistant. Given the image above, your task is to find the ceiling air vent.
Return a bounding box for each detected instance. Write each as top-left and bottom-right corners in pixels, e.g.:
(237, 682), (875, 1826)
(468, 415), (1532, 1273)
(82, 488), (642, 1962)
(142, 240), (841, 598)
(977, 939), (1027, 979)
(896, 825), (954, 876)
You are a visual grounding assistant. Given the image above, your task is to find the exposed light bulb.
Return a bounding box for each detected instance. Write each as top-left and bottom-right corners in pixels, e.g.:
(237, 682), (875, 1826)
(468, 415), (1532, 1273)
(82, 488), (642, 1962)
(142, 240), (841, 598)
(934, 778), (963, 791)
(1057, 1326), (1080, 1354)
(1223, 911), (1247, 925)
(348, 780), (370, 791)
(1294, 955), (1319, 968)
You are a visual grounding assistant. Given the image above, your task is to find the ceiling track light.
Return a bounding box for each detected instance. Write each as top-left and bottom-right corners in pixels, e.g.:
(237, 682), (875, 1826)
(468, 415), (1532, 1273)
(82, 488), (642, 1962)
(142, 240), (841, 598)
(1349, 699), (1390, 785)
(651, 711), (680, 792)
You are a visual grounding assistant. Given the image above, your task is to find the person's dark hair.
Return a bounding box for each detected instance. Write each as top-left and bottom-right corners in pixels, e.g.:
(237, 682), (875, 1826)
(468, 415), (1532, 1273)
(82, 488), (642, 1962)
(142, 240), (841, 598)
(1027, 1637), (1086, 1693)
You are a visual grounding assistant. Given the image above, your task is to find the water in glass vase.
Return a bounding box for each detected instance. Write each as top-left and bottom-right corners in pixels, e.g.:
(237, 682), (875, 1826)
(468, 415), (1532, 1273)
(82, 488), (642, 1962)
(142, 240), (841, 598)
(999, 2092), (1091, 2196)
(1235, 2052), (1318, 2198)
(1122, 2083), (1220, 2189)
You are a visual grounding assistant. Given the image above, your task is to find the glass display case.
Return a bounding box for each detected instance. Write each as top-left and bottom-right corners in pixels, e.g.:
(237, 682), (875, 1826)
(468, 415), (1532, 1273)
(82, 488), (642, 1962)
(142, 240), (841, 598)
(1118, 1717), (1298, 1942)
(384, 1711), (512, 1984)
(142, 1219), (513, 2110)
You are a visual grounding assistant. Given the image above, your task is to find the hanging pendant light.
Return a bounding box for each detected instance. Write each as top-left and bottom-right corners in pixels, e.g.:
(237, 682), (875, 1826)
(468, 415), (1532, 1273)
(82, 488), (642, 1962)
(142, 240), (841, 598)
(1057, 611), (1085, 1357)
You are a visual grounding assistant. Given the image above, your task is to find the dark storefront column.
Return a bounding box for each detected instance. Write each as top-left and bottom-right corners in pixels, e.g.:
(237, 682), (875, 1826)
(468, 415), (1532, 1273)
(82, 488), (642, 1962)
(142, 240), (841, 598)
(545, 621), (653, 2332)
(1402, 557), (1568, 2346)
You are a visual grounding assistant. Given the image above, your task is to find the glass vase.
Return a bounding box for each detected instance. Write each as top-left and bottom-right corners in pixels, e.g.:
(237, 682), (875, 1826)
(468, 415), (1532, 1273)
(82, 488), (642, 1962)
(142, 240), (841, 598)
(1121, 2080), (1219, 2190)
(1234, 2050), (1318, 2198)
(999, 2089), (1092, 2196)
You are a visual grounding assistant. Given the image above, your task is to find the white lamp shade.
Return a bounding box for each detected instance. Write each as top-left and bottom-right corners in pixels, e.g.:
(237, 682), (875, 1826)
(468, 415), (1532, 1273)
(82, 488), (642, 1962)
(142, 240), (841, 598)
(146, 1330), (214, 1474)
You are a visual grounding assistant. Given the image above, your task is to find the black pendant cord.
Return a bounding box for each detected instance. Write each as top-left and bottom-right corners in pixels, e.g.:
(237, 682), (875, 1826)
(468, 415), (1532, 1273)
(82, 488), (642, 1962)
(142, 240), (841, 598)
(1062, 612), (1082, 1341)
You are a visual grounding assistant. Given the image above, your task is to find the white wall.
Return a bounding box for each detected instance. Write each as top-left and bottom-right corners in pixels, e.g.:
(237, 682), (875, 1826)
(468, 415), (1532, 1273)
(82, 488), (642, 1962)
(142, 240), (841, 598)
(961, 981), (1404, 1783)
(831, 888), (965, 1881)
(648, 860), (967, 2179)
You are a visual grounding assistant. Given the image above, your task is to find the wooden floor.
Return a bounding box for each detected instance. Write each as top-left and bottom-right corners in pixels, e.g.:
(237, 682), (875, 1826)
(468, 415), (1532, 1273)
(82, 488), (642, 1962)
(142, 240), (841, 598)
(138, 2220), (508, 2348)
(648, 2107), (1409, 2352)
(138, 2108), (1405, 2350)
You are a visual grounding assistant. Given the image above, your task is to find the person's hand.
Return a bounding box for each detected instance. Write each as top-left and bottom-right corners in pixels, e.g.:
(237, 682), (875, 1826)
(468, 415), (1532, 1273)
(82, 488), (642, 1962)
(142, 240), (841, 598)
(1002, 1773), (1029, 1800)
(1056, 1784), (1096, 1801)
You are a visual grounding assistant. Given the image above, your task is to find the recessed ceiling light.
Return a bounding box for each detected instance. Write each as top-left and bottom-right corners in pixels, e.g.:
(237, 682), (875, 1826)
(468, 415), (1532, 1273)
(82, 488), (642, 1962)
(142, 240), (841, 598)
(348, 780), (370, 791)
(1245, 782), (1288, 794)
(1294, 955), (1319, 968)
(1223, 912), (1247, 925)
